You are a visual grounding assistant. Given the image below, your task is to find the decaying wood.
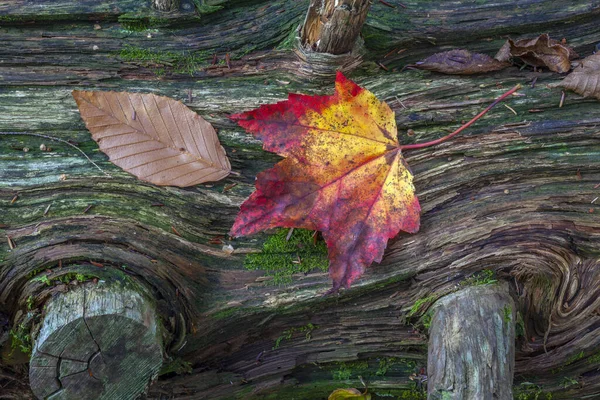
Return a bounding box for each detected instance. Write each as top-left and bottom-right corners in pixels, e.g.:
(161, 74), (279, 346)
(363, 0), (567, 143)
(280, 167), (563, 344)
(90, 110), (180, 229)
(0, 1), (600, 399)
(428, 283), (515, 399)
(152, 0), (180, 12)
(29, 282), (162, 399)
(301, 0), (372, 55)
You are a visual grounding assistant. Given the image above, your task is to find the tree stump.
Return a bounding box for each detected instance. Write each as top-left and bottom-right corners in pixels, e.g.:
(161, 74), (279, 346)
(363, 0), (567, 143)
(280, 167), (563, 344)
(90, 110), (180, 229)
(301, 0), (371, 55)
(29, 283), (162, 400)
(428, 282), (515, 399)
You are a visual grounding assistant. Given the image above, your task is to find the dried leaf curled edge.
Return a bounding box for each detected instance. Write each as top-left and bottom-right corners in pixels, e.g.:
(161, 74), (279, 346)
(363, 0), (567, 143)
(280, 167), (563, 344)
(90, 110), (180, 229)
(73, 91), (231, 187)
(555, 53), (600, 99)
(494, 33), (578, 73)
(412, 49), (509, 75)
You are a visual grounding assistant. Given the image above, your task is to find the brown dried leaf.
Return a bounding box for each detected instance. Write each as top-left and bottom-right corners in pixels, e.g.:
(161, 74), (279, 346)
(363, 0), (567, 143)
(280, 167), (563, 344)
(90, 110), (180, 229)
(555, 53), (600, 99)
(412, 49), (509, 75)
(494, 34), (578, 73)
(72, 91), (231, 187)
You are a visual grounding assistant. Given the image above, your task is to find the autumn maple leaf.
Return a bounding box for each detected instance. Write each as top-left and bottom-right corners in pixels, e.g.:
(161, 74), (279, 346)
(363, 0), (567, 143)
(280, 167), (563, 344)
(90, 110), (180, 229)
(231, 73), (520, 290)
(230, 72), (419, 289)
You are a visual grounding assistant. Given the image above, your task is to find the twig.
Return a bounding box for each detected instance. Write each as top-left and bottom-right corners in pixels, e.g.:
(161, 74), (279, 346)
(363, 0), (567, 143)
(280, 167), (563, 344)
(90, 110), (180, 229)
(286, 228), (294, 241)
(530, 76), (538, 88)
(384, 48), (398, 58)
(43, 203), (52, 216)
(504, 104), (517, 115)
(400, 84), (522, 150)
(223, 183), (238, 192)
(559, 91), (565, 108)
(395, 96), (407, 110)
(0, 132), (111, 177)
(377, 62), (389, 71)
(379, 0), (396, 8)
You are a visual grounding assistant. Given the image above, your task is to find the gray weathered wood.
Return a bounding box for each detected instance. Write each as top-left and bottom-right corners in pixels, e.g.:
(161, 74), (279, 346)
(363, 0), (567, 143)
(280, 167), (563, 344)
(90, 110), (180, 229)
(428, 283), (515, 400)
(301, 0), (371, 54)
(29, 282), (162, 400)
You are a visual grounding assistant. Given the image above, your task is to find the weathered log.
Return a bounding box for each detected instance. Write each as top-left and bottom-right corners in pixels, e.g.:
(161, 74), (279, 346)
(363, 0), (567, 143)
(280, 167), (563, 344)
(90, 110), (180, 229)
(0, 1), (600, 399)
(29, 282), (162, 399)
(428, 282), (515, 399)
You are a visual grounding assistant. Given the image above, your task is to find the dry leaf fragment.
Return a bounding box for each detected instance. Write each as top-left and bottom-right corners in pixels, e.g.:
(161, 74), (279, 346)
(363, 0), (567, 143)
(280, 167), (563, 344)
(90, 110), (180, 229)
(72, 91), (231, 187)
(412, 49), (509, 75)
(494, 34), (578, 73)
(555, 53), (600, 99)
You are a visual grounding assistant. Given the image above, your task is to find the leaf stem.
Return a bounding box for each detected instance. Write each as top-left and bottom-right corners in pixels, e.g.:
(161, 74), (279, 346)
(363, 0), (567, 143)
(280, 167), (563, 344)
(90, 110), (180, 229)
(399, 84), (522, 151)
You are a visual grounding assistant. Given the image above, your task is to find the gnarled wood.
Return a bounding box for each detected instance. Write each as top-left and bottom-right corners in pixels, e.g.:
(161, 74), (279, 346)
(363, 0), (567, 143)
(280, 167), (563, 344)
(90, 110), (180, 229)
(428, 283), (515, 399)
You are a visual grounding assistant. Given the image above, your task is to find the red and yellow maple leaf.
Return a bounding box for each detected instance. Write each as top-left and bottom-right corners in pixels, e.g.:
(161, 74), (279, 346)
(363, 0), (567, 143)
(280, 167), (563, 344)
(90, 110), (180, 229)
(230, 72), (420, 289)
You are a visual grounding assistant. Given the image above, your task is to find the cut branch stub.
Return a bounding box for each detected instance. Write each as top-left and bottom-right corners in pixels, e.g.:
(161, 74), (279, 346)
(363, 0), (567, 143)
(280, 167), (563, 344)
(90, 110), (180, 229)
(29, 283), (162, 400)
(427, 282), (515, 400)
(152, 0), (180, 12)
(301, 0), (371, 55)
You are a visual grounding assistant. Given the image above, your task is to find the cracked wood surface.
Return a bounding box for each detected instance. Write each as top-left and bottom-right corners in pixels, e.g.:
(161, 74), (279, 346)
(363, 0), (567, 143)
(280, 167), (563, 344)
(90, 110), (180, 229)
(0, 1), (600, 399)
(29, 283), (162, 400)
(428, 283), (515, 400)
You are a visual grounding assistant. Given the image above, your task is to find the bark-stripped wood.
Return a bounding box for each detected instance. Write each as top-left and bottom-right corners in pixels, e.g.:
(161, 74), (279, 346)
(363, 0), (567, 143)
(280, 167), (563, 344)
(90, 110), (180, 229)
(29, 283), (162, 399)
(428, 283), (515, 400)
(301, 0), (372, 55)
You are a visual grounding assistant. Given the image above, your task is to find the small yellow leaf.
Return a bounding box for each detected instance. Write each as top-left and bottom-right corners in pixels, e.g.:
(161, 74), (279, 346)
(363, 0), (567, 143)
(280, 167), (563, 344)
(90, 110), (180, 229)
(328, 388), (372, 400)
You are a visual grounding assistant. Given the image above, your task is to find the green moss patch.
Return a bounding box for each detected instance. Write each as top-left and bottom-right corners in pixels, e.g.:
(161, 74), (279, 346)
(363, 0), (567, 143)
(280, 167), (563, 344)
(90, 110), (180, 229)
(244, 228), (329, 285)
(118, 45), (212, 75)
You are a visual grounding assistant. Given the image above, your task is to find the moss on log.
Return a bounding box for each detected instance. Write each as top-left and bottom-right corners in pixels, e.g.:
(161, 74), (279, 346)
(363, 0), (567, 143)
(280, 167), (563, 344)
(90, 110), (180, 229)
(0, 1), (600, 399)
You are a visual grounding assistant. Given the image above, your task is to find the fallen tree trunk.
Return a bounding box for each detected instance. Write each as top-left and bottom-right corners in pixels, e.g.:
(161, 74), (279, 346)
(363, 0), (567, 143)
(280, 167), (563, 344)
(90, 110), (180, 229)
(1, 1), (600, 399)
